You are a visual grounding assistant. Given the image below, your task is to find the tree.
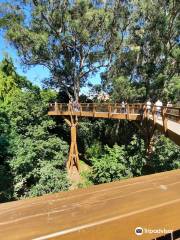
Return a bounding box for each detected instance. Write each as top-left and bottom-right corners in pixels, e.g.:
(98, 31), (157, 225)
(5, 89), (70, 199)
(0, 57), (39, 103)
(162, 75), (180, 102)
(109, 76), (145, 102)
(0, 107), (9, 161)
(0, 57), (70, 201)
(0, 0), (119, 101)
(103, 0), (180, 100)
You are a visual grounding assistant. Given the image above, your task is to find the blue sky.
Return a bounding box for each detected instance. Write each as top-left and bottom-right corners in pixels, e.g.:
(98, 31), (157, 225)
(0, 32), (102, 94)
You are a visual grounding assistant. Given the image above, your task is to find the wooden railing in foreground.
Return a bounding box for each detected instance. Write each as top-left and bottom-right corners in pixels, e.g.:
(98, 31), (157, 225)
(0, 169), (180, 240)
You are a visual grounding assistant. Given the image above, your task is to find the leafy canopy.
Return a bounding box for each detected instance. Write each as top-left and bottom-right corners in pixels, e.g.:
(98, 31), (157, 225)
(0, 0), (116, 100)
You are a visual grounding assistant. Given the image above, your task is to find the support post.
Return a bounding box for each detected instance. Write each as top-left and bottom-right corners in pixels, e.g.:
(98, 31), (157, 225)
(64, 117), (79, 172)
(143, 104), (147, 120)
(152, 105), (157, 125)
(93, 103), (96, 117)
(108, 104), (111, 118)
(114, 103), (117, 113)
(55, 102), (58, 111)
(162, 107), (168, 135)
(126, 104), (129, 119)
(80, 104), (82, 116)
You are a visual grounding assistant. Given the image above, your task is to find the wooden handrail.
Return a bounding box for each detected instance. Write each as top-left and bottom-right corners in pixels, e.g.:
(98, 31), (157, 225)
(48, 103), (180, 124)
(0, 170), (180, 240)
(48, 103), (180, 149)
(162, 107), (168, 134)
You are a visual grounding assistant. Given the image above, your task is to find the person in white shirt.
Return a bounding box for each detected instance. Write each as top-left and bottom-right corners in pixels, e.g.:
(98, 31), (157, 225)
(155, 99), (163, 118)
(121, 101), (126, 113)
(146, 99), (151, 113)
(167, 101), (172, 107)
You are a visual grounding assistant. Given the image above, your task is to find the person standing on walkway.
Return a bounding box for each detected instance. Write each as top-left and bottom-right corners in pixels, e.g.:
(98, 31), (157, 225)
(146, 99), (152, 114)
(155, 99), (163, 118)
(121, 101), (125, 113)
(167, 101), (172, 107)
(69, 97), (73, 111)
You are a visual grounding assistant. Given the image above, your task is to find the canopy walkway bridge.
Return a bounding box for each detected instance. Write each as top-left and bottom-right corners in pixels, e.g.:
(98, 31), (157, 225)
(48, 103), (180, 171)
(0, 169), (180, 240)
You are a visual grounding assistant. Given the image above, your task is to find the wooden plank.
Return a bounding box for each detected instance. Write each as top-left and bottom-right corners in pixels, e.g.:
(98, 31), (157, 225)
(0, 170), (180, 240)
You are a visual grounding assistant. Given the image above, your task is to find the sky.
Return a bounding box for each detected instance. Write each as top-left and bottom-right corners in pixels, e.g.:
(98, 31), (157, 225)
(0, 32), (102, 95)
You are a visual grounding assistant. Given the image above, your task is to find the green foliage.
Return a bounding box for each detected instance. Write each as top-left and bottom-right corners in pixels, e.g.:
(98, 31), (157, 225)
(0, 71), (17, 102)
(162, 75), (180, 102)
(78, 120), (95, 154)
(0, 58), (70, 201)
(40, 89), (57, 103)
(88, 135), (147, 184)
(0, 0), (114, 100)
(78, 119), (107, 156)
(5, 90), (69, 199)
(0, 107), (9, 161)
(90, 144), (132, 184)
(103, 0), (179, 101)
(110, 76), (138, 102)
(77, 160), (93, 189)
(126, 135), (147, 176)
(10, 136), (69, 198)
(28, 163), (69, 197)
(0, 165), (13, 202)
(0, 57), (39, 104)
(85, 141), (103, 160)
(150, 136), (180, 172)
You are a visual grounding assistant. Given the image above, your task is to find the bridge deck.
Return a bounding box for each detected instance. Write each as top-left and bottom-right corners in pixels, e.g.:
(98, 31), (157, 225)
(148, 116), (180, 145)
(161, 119), (180, 135)
(0, 170), (180, 240)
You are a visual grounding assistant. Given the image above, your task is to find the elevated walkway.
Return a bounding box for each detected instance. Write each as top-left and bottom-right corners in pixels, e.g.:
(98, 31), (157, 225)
(48, 103), (180, 146)
(0, 170), (180, 239)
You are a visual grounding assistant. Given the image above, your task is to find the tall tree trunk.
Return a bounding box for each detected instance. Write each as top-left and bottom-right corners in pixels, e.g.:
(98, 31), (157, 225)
(74, 76), (80, 101)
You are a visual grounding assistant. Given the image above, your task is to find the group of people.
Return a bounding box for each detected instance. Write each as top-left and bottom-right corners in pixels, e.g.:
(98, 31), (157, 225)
(54, 98), (173, 117)
(119, 99), (173, 117)
(146, 99), (173, 117)
(69, 98), (80, 112)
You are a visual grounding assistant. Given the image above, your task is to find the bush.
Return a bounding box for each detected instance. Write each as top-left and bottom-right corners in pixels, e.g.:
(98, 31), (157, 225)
(10, 135), (69, 199)
(150, 135), (180, 172)
(90, 144), (133, 184)
(88, 135), (147, 184)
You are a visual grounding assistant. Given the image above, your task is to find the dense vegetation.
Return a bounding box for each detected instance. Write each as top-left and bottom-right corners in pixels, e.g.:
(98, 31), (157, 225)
(0, 0), (179, 202)
(0, 58), (69, 202)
